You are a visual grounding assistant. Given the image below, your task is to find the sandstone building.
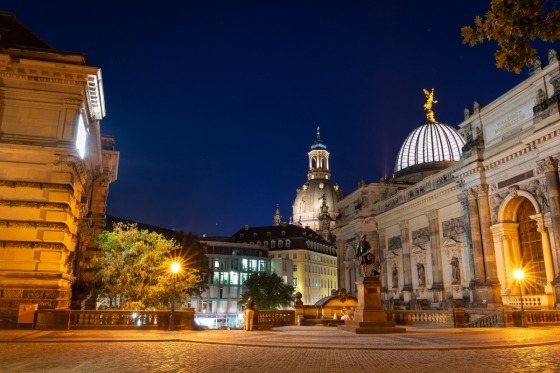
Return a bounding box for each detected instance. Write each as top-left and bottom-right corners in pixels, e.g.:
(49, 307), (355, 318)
(0, 13), (119, 317)
(335, 52), (560, 311)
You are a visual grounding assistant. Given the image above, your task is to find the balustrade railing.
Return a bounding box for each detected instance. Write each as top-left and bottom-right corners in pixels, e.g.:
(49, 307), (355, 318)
(464, 309), (504, 328)
(388, 310), (453, 327)
(502, 294), (546, 308)
(523, 310), (560, 325)
(256, 310), (295, 329)
(25, 307), (560, 331)
(35, 309), (195, 330)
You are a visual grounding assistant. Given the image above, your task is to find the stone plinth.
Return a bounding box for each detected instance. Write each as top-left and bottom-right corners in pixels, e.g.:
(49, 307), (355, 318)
(338, 276), (406, 334)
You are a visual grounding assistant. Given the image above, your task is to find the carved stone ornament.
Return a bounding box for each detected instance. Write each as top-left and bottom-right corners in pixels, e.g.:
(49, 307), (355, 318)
(412, 227), (430, 245)
(544, 156), (559, 173)
(388, 236), (401, 251)
(477, 184), (489, 196)
(508, 185), (520, 198)
(442, 217), (466, 237)
(548, 49), (558, 64)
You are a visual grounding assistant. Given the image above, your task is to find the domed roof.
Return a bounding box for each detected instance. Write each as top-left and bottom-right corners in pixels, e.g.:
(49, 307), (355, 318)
(292, 128), (343, 232)
(393, 89), (465, 182)
(394, 122), (465, 174)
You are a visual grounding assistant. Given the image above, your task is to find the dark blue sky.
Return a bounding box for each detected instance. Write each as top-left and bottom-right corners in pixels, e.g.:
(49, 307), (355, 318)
(6, 1), (555, 237)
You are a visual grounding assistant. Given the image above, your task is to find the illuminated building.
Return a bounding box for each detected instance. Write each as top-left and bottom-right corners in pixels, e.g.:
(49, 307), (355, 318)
(195, 240), (270, 329)
(233, 222), (337, 306)
(0, 13), (119, 317)
(336, 53), (560, 310)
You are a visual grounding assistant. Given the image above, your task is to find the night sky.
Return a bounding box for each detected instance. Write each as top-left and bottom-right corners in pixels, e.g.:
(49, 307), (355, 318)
(6, 1), (557, 237)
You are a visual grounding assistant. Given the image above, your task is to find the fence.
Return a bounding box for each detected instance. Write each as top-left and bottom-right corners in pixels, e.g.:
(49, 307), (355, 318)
(34, 309), (195, 330)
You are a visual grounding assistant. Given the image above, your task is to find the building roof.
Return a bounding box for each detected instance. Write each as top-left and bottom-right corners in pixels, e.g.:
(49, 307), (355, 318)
(0, 12), (51, 49)
(232, 223), (336, 256)
(394, 122), (464, 174)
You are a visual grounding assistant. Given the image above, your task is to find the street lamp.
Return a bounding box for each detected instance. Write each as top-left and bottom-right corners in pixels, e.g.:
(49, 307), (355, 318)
(168, 261), (181, 331)
(513, 269), (527, 328)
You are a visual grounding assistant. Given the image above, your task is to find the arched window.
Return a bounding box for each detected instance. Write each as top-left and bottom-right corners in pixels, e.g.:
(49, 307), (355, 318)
(517, 199), (545, 294)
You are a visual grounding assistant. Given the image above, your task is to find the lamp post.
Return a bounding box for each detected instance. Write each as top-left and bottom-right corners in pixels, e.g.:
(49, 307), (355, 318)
(513, 269), (526, 328)
(168, 261), (181, 331)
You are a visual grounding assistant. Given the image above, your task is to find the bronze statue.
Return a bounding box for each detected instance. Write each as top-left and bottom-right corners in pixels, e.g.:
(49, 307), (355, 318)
(356, 235), (379, 277)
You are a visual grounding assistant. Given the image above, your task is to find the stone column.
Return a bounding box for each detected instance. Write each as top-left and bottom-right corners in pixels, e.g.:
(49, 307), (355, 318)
(400, 221), (412, 291)
(489, 225), (507, 293)
(542, 157), (560, 278)
(343, 259), (352, 293)
(476, 184), (501, 307)
(531, 214), (555, 289)
(466, 188), (486, 284)
(399, 221), (413, 306)
(426, 210), (443, 290)
(478, 184), (499, 283)
(539, 156), (560, 308)
(378, 228), (388, 304)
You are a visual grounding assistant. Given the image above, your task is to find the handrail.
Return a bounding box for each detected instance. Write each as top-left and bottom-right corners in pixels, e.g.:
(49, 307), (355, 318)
(464, 309), (504, 328)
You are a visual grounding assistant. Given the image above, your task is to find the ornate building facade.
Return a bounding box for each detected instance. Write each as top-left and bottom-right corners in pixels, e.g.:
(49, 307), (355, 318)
(292, 127), (343, 241)
(335, 52), (560, 310)
(0, 14), (119, 316)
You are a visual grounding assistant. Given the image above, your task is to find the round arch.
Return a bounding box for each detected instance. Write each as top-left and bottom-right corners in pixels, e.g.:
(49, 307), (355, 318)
(497, 189), (541, 222)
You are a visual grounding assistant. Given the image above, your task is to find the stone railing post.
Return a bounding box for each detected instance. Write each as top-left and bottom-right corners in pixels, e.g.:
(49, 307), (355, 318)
(452, 308), (465, 328)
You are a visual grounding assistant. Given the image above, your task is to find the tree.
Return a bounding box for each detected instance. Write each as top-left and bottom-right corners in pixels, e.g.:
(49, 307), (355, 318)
(461, 0), (560, 73)
(240, 272), (295, 310)
(86, 222), (208, 310)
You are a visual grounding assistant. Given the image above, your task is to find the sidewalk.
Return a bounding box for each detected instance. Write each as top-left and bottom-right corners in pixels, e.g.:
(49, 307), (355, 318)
(2, 325), (560, 350)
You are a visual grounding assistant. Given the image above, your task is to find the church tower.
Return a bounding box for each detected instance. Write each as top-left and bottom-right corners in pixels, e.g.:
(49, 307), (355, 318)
(292, 128), (343, 240)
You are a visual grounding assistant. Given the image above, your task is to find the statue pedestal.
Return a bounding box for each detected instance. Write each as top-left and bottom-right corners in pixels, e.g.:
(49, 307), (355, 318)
(338, 276), (406, 334)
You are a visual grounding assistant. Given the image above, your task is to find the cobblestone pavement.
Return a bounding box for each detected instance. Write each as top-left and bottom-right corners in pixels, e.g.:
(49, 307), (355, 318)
(1, 326), (560, 373)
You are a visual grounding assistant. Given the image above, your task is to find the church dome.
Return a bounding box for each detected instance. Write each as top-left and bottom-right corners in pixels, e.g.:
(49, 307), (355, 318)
(393, 89), (465, 183)
(292, 128), (343, 232)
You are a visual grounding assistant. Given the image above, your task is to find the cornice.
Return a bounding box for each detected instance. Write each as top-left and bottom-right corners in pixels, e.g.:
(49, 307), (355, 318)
(1, 63), (105, 121)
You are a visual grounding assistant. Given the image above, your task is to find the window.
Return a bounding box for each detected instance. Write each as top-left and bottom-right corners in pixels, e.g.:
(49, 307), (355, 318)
(278, 240), (284, 248)
(518, 199), (545, 293)
(271, 241), (276, 249)
(293, 278), (297, 286)
(293, 264), (298, 272)
(292, 252), (297, 259)
(249, 259), (257, 272)
(76, 114), (88, 159)
(286, 240), (291, 248)
(231, 272), (239, 285)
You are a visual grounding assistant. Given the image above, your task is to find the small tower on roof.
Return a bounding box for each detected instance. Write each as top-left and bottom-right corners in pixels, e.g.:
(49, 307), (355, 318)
(273, 204), (282, 226)
(292, 127), (343, 238)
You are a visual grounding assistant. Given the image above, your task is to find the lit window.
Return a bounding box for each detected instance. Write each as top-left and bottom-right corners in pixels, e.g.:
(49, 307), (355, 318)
(75, 114), (87, 159)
